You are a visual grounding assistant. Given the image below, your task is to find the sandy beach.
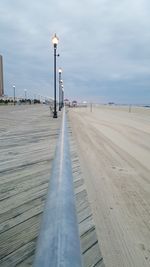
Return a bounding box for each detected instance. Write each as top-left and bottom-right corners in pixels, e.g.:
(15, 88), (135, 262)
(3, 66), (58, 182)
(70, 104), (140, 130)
(69, 105), (150, 267)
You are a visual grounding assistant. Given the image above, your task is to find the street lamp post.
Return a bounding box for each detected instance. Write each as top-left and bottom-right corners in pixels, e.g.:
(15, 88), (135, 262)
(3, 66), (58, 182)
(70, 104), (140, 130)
(52, 33), (59, 118)
(60, 80), (63, 109)
(61, 85), (64, 107)
(58, 68), (62, 111)
(13, 85), (16, 106)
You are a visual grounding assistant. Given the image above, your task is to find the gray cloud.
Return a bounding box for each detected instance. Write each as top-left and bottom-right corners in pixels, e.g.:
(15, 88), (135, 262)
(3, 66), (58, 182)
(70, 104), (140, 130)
(0, 0), (150, 103)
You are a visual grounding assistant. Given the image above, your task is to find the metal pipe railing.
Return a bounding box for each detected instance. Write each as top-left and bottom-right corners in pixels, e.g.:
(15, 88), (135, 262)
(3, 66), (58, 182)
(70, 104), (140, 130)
(33, 108), (82, 267)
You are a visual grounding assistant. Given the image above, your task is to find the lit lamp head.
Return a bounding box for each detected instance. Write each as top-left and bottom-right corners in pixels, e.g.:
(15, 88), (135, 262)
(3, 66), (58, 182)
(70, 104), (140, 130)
(58, 68), (62, 74)
(52, 33), (59, 48)
(13, 85), (15, 89)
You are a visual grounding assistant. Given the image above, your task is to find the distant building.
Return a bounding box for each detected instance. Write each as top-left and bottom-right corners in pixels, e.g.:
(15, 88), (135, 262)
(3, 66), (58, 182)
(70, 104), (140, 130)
(0, 55), (4, 97)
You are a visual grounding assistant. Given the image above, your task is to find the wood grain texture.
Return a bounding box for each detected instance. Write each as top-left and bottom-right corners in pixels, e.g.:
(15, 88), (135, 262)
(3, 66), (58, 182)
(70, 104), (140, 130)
(0, 105), (61, 266)
(0, 105), (104, 267)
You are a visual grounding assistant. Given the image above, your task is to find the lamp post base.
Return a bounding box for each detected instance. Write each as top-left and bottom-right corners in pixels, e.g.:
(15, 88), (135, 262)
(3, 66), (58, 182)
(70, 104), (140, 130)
(53, 112), (57, 118)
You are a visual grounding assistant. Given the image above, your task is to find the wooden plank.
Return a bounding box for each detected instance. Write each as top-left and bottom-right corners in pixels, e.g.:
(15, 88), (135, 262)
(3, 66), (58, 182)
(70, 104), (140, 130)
(82, 243), (104, 267)
(0, 203), (44, 234)
(80, 227), (98, 253)
(0, 183), (48, 214)
(0, 172), (49, 201)
(16, 255), (34, 267)
(0, 106), (104, 266)
(0, 241), (35, 267)
(0, 215), (42, 259)
(0, 196), (46, 225)
(0, 105), (61, 266)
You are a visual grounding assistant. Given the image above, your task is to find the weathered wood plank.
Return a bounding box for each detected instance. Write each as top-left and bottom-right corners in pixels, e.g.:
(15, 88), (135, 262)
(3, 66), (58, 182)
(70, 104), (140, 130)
(0, 173), (49, 201)
(0, 203), (44, 234)
(0, 215), (41, 259)
(0, 106), (104, 267)
(0, 183), (48, 214)
(0, 163), (51, 185)
(82, 243), (104, 267)
(0, 241), (35, 267)
(0, 196), (46, 225)
(0, 105), (61, 266)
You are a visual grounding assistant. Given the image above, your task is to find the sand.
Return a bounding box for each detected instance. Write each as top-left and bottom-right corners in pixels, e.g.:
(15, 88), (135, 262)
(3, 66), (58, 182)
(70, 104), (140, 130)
(69, 105), (150, 267)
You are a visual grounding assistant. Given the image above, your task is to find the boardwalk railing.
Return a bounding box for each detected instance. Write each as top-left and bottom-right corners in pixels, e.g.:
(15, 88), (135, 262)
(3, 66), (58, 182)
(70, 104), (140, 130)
(33, 109), (82, 267)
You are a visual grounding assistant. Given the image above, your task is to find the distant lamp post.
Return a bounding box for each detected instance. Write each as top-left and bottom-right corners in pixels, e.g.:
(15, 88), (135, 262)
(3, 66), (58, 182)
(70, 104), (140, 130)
(58, 68), (62, 111)
(13, 85), (16, 106)
(60, 80), (63, 108)
(61, 84), (64, 107)
(24, 89), (27, 100)
(52, 33), (59, 118)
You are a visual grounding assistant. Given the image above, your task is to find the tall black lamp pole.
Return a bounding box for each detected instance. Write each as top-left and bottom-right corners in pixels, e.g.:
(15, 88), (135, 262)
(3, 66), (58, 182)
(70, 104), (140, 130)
(52, 33), (59, 118)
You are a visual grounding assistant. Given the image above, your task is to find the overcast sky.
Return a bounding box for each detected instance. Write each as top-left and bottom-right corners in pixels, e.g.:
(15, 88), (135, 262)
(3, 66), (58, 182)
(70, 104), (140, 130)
(0, 0), (150, 104)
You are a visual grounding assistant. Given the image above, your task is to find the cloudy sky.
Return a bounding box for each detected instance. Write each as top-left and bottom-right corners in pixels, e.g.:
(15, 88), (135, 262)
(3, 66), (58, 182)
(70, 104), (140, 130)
(0, 0), (150, 104)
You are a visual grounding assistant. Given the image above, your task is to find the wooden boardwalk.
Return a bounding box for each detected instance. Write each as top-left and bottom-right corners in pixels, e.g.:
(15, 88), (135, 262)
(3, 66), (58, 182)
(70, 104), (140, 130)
(0, 105), (104, 266)
(0, 105), (61, 266)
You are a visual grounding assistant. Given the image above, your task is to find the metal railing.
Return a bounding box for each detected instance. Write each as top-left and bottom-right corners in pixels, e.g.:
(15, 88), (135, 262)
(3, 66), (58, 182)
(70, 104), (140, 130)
(33, 108), (82, 267)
